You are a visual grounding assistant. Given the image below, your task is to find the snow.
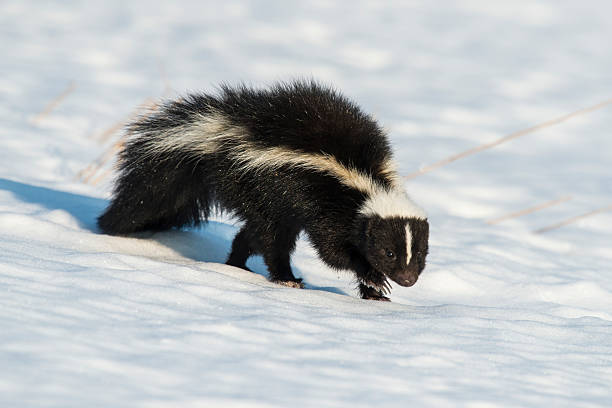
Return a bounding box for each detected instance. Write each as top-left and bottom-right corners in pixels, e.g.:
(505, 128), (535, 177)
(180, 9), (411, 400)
(1, 1), (611, 407)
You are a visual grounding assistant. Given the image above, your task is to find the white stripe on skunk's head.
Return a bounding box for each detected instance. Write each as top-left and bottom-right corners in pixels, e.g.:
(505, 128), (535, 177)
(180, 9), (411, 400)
(356, 188), (429, 289)
(404, 223), (413, 267)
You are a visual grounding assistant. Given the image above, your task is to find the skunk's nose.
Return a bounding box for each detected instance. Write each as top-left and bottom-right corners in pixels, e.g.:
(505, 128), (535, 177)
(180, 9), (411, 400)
(402, 275), (417, 287)
(393, 271), (418, 287)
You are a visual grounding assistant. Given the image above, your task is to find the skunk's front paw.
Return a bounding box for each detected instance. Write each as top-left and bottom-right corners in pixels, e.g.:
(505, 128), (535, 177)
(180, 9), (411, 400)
(359, 282), (391, 301)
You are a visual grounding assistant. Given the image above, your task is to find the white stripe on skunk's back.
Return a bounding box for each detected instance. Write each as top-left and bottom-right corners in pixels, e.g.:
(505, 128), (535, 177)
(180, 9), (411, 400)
(139, 109), (426, 221)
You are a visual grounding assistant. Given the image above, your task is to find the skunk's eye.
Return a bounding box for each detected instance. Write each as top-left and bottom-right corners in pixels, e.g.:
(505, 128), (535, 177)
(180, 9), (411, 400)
(386, 249), (394, 258)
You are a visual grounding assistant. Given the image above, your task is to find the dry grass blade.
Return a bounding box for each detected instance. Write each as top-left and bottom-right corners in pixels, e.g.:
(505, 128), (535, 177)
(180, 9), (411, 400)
(487, 196), (573, 225)
(95, 97), (158, 143)
(90, 168), (114, 186)
(78, 97), (159, 184)
(31, 81), (76, 123)
(95, 122), (126, 143)
(534, 205), (612, 234)
(404, 98), (612, 180)
(77, 140), (124, 183)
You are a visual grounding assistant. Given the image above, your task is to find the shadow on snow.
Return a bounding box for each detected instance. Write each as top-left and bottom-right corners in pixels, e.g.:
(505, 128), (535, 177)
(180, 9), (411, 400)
(0, 178), (348, 297)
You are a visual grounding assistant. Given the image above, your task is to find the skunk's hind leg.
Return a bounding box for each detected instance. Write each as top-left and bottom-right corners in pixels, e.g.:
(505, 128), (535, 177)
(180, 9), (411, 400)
(226, 224), (256, 271)
(260, 223), (303, 288)
(226, 220), (303, 288)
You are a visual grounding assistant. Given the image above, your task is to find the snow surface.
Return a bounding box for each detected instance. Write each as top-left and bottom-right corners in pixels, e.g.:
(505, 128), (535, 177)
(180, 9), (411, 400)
(1, 1), (611, 407)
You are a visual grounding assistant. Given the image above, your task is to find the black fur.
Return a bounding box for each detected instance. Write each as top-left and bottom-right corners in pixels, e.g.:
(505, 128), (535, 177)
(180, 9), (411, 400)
(98, 80), (429, 300)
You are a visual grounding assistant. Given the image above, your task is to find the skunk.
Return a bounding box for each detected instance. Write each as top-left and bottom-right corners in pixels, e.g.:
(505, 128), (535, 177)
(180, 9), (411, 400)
(98, 80), (429, 301)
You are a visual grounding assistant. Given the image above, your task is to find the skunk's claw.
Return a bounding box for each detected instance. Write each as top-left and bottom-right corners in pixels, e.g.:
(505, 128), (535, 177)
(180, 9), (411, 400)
(381, 279), (392, 295)
(359, 283), (391, 301)
(363, 277), (392, 295)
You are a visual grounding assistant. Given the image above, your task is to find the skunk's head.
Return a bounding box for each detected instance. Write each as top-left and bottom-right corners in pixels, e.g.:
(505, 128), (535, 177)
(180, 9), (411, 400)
(356, 215), (429, 287)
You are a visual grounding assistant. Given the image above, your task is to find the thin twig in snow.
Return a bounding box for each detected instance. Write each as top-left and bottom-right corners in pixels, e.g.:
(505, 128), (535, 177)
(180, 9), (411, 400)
(534, 204), (612, 234)
(94, 97), (158, 142)
(487, 196), (573, 225)
(31, 81), (77, 123)
(77, 140), (124, 183)
(78, 97), (158, 184)
(404, 98), (612, 180)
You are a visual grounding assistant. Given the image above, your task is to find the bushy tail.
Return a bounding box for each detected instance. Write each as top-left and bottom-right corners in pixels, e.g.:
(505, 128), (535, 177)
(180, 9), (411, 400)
(98, 101), (216, 235)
